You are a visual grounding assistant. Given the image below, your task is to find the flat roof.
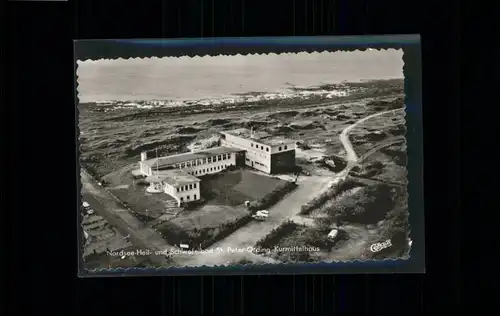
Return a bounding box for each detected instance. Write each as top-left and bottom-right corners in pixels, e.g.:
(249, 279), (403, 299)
(141, 146), (244, 168)
(221, 128), (296, 147)
(146, 169), (200, 187)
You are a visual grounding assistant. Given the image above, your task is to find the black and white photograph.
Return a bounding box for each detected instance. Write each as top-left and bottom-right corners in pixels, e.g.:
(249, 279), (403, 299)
(77, 45), (414, 272)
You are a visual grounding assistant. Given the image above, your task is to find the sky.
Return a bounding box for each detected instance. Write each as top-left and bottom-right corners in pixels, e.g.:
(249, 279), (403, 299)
(76, 49), (404, 102)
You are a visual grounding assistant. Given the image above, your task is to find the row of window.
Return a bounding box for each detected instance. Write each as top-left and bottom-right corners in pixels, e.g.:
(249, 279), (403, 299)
(175, 153), (232, 169)
(251, 143), (270, 152)
(176, 183), (197, 193)
(185, 164), (232, 177)
(180, 194), (197, 202)
(250, 143), (288, 152)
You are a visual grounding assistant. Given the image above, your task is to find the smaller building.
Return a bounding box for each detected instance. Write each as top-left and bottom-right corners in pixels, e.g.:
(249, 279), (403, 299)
(139, 146), (244, 206)
(219, 128), (296, 174)
(145, 169), (201, 206)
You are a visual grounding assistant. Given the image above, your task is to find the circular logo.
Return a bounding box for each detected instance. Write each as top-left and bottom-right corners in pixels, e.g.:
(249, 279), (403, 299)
(370, 243), (383, 252)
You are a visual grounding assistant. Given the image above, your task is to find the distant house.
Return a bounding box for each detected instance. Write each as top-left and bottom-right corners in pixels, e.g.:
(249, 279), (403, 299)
(138, 128), (296, 205)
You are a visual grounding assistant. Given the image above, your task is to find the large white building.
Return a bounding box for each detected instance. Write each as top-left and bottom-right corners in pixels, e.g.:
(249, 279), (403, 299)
(138, 128), (296, 206)
(220, 128), (296, 174)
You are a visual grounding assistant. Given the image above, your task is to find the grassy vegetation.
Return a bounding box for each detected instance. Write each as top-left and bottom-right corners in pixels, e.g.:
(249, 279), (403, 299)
(200, 169), (289, 206)
(314, 183), (399, 227)
(366, 97), (405, 111)
(255, 220), (297, 249)
(300, 178), (365, 215)
(248, 181), (298, 212)
(379, 144), (407, 167)
(155, 210), (253, 249)
(256, 222), (341, 262)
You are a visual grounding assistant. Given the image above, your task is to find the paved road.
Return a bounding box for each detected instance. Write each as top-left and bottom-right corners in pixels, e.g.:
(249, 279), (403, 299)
(81, 170), (172, 266)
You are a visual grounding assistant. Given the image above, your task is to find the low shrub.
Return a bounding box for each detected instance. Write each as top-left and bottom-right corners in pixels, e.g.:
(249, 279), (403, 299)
(134, 213), (155, 223)
(182, 198), (207, 210)
(334, 184), (401, 225)
(135, 179), (150, 186)
(255, 220), (297, 249)
(300, 178), (362, 215)
(226, 165), (239, 172)
(84, 165), (101, 181)
(248, 181), (298, 211)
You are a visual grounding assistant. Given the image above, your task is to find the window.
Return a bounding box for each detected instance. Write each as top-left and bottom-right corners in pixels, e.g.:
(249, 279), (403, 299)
(227, 154), (231, 159)
(208, 157), (212, 163)
(218, 155), (222, 161)
(222, 154), (226, 160)
(176, 188), (179, 193)
(180, 187), (184, 192)
(203, 158), (207, 164)
(187, 195), (190, 200)
(193, 183), (196, 189)
(279, 146), (282, 151)
(194, 194), (197, 200)
(180, 197), (184, 201)
(189, 184), (192, 190)
(251, 143), (254, 147)
(284, 145), (288, 150)
(181, 163), (185, 168)
(187, 162), (191, 167)
(266, 148), (269, 152)
(261, 145), (264, 150)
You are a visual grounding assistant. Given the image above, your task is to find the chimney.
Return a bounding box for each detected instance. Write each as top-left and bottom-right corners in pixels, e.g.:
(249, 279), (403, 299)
(140, 152), (147, 162)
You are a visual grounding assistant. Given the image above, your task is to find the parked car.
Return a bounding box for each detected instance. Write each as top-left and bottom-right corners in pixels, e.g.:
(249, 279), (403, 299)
(252, 211), (269, 221)
(327, 229), (348, 244)
(327, 229), (339, 241)
(82, 201), (95, 215)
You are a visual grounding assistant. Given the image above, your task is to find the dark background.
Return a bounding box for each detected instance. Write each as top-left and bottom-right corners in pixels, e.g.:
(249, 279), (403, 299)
(3, 0), (460, 314)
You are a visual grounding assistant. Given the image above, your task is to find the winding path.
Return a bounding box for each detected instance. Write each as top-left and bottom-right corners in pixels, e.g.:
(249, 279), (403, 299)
(340, 108), (404, 163)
